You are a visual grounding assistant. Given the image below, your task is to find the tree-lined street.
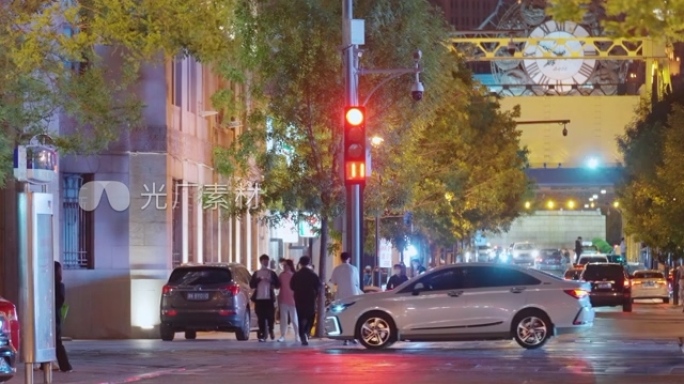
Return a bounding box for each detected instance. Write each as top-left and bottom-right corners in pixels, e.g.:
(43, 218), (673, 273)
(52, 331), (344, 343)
(11, 303), (684, 384)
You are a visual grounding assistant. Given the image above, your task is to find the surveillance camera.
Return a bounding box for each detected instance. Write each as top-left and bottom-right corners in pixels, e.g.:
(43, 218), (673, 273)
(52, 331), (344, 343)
(507, 41), (516, 56)
(562, 127), (568, 136)
(411, 80), (424, 101)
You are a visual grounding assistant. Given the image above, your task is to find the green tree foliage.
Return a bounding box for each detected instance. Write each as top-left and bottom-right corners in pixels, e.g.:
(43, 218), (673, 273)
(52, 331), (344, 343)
(617, 90), (684, 251)
(404, 71), (531, 253)
(548, 0), (684, 42)
(0, 0), (236, 186)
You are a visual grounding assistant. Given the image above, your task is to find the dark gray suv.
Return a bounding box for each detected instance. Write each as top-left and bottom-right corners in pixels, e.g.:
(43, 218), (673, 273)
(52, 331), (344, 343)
(160, 263), (252, 341)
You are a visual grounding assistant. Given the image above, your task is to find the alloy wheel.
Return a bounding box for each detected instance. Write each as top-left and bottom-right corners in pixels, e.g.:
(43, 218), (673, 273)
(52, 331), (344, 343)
(360, 317), (391, 347)
(516, 316), (547, 347)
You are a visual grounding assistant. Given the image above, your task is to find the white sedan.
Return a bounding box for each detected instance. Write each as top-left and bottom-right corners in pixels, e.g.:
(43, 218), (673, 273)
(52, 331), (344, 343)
(630, 270), (670, 303)
(325, 263), (594, 350)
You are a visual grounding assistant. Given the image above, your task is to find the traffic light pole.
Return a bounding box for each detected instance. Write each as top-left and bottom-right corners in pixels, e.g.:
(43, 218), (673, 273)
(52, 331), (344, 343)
(343, 0), (363, 280)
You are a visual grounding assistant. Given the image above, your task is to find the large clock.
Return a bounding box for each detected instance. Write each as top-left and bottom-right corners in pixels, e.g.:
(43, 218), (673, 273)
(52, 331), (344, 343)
(522, 20), (597, 92)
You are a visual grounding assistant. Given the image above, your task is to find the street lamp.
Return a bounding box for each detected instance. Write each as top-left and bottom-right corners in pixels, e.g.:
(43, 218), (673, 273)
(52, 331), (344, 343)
(370, 136), (384, 147)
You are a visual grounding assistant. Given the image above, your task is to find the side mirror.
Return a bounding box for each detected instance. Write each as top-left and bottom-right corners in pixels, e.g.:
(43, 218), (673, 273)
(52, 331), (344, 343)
(412, 282), (425, 296)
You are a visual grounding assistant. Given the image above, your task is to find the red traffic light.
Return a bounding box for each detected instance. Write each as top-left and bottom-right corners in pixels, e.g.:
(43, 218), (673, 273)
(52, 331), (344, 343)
(345, 107), (364, 126)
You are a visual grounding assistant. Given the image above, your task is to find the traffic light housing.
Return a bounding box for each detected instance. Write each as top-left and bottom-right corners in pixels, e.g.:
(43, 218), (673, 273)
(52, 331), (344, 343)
(344, 106), (366, 185)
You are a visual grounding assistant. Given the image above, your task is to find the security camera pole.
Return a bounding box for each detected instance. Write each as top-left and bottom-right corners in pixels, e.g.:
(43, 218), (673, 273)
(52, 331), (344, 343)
(342, 0), (423, 284)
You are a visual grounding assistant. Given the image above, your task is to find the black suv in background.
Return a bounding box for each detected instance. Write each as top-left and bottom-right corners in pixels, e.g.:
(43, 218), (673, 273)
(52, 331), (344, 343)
(160, 263), (252, 341)
(580, 263), (632, 312)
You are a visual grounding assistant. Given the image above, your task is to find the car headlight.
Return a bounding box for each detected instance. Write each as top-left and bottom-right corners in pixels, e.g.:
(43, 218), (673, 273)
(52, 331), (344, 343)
(532, 250), (539, 257)
(330, 302), (355, 314)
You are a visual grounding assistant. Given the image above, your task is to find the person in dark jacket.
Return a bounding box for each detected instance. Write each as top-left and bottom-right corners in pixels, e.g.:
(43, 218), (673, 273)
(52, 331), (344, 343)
(290, 256), (321, 346)
(250, 254), (280, 342)
(55, 261), (72, 372)
(574, 237), (583, 263)
(386, 264), (409, 291)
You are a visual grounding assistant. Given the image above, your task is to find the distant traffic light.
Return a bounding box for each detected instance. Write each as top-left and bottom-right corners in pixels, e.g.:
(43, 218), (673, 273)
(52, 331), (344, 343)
(344, 106), (366, 185)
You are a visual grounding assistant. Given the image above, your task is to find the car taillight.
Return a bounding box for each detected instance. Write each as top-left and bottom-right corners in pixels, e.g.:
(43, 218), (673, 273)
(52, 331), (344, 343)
(623, 280), (630, 288)
(632, 280), (642, 285)
(162, 285), (172, 295)
(564, 289), (589, 299)
(657, 279), (666, 285)
(221, 283), (240, 295)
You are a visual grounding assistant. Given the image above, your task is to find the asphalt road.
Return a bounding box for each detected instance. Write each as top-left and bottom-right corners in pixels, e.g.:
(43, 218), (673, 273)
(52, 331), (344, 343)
(11, 301), (684, 384)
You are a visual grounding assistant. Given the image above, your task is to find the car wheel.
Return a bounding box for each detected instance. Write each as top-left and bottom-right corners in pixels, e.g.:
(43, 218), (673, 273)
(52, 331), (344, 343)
(356, 312), (396, 350)
(235, 310), (251, 341)
(512, 310), (551, 349)
(622, 300), (633, 312)
(160, 325), (175, 341)
(663, 298), (670, 304)
(184, 330), (197, 340)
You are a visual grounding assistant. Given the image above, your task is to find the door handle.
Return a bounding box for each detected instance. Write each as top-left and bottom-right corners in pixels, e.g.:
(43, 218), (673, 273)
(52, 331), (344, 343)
(510, 287), (526, 294)
(447, 290), (463, 297)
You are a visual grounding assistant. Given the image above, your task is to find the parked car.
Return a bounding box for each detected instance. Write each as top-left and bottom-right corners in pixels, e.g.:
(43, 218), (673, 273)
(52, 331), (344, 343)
(160, 263), (252, 341)
(325, 263), (594, 350)
(577, 255), (609, 266)
(535, 248), (563, 270)
(509, 242), (539, 266)
(580, 263), (632, 312)
(630, 270), (669, 303)
(0, 297), (18, 382)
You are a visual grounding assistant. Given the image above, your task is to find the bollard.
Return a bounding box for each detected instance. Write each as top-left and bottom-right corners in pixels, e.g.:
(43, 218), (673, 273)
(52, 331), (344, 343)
(42, 362), (52, 383)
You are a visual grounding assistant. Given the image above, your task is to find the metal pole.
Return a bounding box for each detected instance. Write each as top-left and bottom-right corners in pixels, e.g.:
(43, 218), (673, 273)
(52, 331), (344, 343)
(375, 214), (381, 287)
(343, 0), (363, 279)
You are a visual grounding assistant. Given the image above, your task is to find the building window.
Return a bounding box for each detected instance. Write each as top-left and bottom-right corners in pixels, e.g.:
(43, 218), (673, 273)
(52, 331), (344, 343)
(62, 173), (94, 269)
(171, 179), (183, 267)
(172, 56), (183, 107)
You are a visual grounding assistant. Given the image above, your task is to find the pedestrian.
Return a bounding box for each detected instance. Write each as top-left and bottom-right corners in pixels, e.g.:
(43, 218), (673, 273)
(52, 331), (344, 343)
(574, 236), (583, 263)
(54, 261), (72, 372)
(330, 252), (362, 345)
(363, 266), (373, 287)
(290, 256), (321, 346)
(411, 259), (426, 276)
(250, 254), (280, 342)
(386, 264), (409, 291)
(330, 252), (362, 300)
(620, 237), (627, 260)
(277, 259), (299, 342)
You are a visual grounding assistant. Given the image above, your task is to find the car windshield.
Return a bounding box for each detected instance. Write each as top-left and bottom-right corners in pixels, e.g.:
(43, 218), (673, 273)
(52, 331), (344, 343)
(168, 267), (233, 286)
(633, 272), (664, 279)
(514, 244), (534, 250)
(579, 257), (607, 264)
(582, 265), (624, 281)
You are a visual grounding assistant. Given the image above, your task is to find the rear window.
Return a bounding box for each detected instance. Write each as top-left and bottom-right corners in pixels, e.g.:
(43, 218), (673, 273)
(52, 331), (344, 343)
(168, 267), (232, 286)
(582, 265), (625, 281)
(579, 257), (607, 264)
(514, 244), (534, 250)
(633, 272), (664, 279)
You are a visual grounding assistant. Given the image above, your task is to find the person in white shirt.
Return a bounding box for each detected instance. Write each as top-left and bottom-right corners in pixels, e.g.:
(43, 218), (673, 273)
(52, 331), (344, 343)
(330, 252), (361, 345)
(249, 254), (280, 342)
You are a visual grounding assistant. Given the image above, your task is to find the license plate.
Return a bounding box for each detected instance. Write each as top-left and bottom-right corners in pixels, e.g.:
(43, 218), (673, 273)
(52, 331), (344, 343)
(187, 292), (210, 301)
(598, 283), (611, 289)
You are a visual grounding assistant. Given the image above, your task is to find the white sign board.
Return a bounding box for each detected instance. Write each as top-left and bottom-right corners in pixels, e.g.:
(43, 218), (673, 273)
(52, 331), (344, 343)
(298, 216), (320, 238)
(272, 217), (299, 244)
(379, 239), (393, 268)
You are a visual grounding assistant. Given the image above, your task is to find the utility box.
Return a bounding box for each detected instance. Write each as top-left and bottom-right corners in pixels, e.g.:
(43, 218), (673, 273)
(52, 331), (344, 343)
(18, 192), (56, 364)
(343, 19), (365, 46)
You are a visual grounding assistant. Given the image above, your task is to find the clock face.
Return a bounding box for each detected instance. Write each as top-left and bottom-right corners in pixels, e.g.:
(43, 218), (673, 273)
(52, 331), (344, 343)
(523, 20), (597, 88)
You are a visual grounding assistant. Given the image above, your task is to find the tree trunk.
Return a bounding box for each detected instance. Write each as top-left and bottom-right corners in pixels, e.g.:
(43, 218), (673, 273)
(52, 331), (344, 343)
(315, 215), (329, 338)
